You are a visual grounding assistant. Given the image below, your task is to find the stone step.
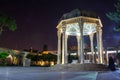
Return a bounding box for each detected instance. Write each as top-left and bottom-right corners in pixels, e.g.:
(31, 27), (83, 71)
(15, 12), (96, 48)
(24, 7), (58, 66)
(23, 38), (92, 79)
(50, 63), (108, 71)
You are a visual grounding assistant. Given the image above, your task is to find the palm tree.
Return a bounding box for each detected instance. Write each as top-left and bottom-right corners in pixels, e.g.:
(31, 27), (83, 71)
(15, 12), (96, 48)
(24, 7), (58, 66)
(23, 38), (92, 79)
(0, 12), (17, 34)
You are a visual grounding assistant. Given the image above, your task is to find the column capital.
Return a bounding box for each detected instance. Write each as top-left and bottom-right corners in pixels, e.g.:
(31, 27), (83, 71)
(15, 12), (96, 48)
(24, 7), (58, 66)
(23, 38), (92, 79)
(99, 29), (102, 32)
(57, 30), (61, 39)
(61, 22), (66, 33)
(96, 26), (102, 31)
(77, 19), (84, 31)
(62, 21), (66, 26)
(89, 33), (94, 41)
(65, 34), (69, 39)
(76, 36), (80, 41)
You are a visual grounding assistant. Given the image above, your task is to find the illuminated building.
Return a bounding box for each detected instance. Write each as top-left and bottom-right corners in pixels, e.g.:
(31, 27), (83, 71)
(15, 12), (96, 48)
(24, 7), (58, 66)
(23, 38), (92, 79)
(56, 9), (103, 64)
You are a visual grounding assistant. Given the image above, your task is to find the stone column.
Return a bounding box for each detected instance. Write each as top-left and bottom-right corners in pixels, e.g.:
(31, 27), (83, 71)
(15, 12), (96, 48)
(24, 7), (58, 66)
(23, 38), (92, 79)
(77, 36), (81, 63)
(96, 27), (103, 64)
(89, 33), (95, 63)
(78, 19), (84, 64)
(57, 30), (61, 64)
(99, 29), (103, 64)
(61, 22), (66, 64)
(96, 29), (100, 64)
(65, 34), (68, 64)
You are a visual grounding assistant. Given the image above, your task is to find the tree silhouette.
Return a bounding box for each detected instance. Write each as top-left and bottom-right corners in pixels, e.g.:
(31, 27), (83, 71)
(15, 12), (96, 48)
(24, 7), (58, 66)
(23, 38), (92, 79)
(106, 0), (120, 31)
(0, 12), (17, 34)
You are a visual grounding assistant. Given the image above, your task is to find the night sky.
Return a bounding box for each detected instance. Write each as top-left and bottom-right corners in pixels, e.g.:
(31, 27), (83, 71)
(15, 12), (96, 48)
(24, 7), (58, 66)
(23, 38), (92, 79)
(0, 0), (119, 51)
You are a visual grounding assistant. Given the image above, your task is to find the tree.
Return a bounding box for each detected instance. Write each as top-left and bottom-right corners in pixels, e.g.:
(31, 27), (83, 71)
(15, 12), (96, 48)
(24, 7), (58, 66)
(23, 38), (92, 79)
(0, 52), (9, 59)
(106, 0), (120, 31)
(0, 52), (9, 65)
(0, 12), (17, 34)
(42, 53), (57, 66)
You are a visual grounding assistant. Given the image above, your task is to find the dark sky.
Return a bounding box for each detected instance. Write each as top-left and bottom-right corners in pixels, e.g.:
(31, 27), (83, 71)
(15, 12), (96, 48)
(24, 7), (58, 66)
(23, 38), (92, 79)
(0, 0), (119, 51)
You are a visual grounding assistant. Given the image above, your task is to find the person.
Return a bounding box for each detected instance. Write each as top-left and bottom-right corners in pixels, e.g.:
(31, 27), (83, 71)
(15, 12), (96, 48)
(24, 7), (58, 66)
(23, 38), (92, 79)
(108, 56), (116, 71)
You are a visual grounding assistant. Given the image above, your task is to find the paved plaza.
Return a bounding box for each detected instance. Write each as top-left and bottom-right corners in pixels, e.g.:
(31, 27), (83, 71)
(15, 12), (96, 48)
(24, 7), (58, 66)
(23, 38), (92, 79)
(0, 67), (120, 80)
(97, 69), (120, 80)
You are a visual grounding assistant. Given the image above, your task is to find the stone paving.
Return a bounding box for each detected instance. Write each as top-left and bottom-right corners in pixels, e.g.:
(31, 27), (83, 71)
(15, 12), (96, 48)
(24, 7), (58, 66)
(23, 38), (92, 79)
(0, 67), (97, 80)
(0, 67), (120, 80)
(96, 68), (120, 80)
